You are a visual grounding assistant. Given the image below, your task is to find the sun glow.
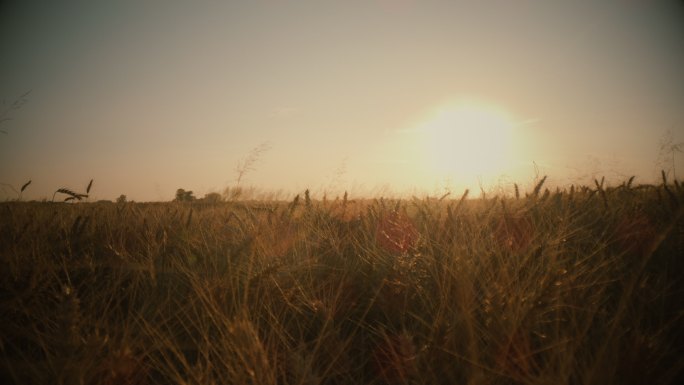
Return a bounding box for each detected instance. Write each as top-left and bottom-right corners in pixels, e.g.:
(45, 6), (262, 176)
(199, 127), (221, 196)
(417, 101), (516, 181)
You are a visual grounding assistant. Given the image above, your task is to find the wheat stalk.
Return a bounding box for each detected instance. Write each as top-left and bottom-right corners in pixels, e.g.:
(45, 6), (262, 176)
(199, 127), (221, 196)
(53, 188), (88, 202)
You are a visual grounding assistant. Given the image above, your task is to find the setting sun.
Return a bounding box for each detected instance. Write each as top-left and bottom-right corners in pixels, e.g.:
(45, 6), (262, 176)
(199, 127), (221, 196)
(418, 101), (516, 180)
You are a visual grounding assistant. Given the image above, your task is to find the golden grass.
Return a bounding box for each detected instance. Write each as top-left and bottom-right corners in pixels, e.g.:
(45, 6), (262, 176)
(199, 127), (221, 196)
(0, 178), (682, 384)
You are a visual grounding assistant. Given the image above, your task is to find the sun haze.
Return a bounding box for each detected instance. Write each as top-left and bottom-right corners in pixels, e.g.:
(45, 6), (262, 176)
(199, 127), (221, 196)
(419, 101), (516, 180)
(1, 1), (683, 200)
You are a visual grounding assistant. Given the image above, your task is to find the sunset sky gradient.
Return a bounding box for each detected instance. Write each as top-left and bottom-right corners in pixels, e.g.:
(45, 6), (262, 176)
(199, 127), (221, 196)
(1, 0), (683, 201)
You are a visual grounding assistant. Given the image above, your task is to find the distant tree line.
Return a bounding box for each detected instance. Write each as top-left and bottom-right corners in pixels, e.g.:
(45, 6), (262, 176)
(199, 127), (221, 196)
(175, 188), (222, 203)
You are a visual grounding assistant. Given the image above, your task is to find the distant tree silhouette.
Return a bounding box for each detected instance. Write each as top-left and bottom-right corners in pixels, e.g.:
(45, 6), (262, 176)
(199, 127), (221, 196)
(175, 188), (195, 202)
(203, 192), (222, 203)
(116, 194), (127, 203)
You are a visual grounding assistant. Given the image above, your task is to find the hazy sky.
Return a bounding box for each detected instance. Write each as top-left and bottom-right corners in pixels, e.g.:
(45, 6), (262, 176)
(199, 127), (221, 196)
(2, 0), (683, 201)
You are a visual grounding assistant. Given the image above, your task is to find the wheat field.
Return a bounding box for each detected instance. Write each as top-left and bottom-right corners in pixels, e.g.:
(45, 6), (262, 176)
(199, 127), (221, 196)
(1, 177), (682, 385)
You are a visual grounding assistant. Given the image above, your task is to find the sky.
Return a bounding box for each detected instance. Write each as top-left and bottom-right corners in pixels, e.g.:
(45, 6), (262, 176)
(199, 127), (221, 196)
(1, 0), (683, 201)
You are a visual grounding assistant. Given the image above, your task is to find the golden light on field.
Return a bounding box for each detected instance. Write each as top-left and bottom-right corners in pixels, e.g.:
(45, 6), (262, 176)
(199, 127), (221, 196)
(417, 101), (516, 180)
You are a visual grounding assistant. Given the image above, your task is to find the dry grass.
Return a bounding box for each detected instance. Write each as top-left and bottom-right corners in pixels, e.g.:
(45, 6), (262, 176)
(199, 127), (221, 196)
(1, 178), (683, 384)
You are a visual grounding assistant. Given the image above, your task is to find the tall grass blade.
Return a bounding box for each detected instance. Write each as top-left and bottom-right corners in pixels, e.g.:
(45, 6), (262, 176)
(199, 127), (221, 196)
(532, 176), (547, 197)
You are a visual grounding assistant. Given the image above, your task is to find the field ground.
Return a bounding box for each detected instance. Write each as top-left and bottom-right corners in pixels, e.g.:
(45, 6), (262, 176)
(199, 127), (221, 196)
(1, 180), (683, 384)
